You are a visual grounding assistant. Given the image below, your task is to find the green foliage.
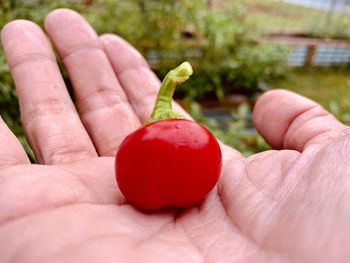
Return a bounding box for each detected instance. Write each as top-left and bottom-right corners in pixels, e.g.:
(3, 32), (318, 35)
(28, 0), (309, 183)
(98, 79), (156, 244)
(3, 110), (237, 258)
(0, 0), (289, 101)
(0, 52), (18, 131)
(245, 0), (350, 40)
(0, 51), (35, 160)
(0, 0), (287, 157)
(329, 99), (350, 125)
(268, 66), (350, 109)
(0, 0), (84, 27)
(84, 0), (290, 100)
(189, 102), (271, 155)
(244, 0), (332, 34)
(306, 9), (350, 40)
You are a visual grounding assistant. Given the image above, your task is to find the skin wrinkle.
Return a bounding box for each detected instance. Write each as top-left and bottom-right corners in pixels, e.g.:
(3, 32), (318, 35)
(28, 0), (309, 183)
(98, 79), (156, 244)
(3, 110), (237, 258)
(0, 160), (120, 224)
(77, 89), (130, 118)
(4, 204), (87, 263)
(218, 185), (264, 259)
(110, 59), (151, 77)
(244, 156), (279, 202)
(134, 191), (231, 262)
(21, 204), (174, 263)
(0, 203), (119, 246)
(271, 152), (301, 200)
(265, 195), (322, 262)
(270, 163), (295, 200)
(46, 234), (200, 263)
(46, 145), (95, 165)
(257, 144), (350, 262)
(68, 67), (136, 105)
(100, 35), (149, 74)
(99, 142), (122, 156)
(61, 44), (103, 62)
(245, 150), (301, 201)
(59, 164), (101, 202)
(26, 123), (94, 164)
(0, 182), (87, 225)
(55, 30), (104, 59)
(303, 126), (350, 149)
(172, 205), (210, 261)
(81, 110), (138, 156)
(0, 199), (78, 228)
(279, 105), (318, 149)
(137, 214), (177, 247)
(218, 158), (289, 262)
(38, 232), (138, 263)
(182, 202), (240, 263)
(249, 150), (322, 256)
(217, 158), (239, 195)
(298, 124), (334, 150)
(179, 205), (237, 262)
(19, 89), (75, 127)
(282, 105), (329, 150)
(0, 156), (27, 168)
(7, 53), (56, 72)
(269, 146), (318, 206)
(286, 106), (328, 136)
(21, 96), (74, 126)
(133, 216), (204, 263)
(9, 238), (29, 263)
(301, 136), (350, 199)
(178, 223), (207, 263)
(245, 151), (277, 199)
(59, 162), (125, 206)
(114, 69), (161, 121)
(0, 164), (41, 186)
(117, 69), (159, 101)
(55, 209), (193, 262)
(217, 163), (261, 249)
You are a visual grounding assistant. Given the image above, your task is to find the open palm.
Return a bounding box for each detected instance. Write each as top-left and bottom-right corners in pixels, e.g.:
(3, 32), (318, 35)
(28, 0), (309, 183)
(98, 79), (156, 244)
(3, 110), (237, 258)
(1, 9), (349, 263)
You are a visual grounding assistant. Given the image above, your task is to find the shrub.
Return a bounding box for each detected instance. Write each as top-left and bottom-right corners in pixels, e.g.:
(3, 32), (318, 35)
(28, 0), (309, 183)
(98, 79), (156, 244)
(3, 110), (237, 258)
(85, 0), (290, 100)
(188, 101), (271, 155)
(0, 0), (287, 157)
(0, 1), (289, 101)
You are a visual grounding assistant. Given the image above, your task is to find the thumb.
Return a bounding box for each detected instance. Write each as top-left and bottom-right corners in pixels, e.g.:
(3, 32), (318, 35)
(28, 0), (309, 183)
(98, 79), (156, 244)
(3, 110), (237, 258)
(253, 89), (348, 152)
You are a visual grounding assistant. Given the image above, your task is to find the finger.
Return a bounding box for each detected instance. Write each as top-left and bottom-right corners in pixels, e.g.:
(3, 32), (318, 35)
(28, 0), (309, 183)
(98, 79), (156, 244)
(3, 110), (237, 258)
(44, 9), (141, 156)
(0, 116), (29, 167)
(253, 89), (347, 152)
(1, 20), (97, 164)
(100, 34), (192, 123)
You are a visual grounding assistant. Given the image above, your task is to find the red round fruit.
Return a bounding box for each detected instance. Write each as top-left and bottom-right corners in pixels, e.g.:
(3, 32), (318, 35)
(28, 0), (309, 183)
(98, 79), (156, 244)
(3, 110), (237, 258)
(115, 118), (222, 210)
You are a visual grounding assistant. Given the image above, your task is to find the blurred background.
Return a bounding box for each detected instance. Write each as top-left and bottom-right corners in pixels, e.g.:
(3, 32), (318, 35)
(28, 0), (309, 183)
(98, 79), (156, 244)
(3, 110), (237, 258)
(0, 0), (349, 158)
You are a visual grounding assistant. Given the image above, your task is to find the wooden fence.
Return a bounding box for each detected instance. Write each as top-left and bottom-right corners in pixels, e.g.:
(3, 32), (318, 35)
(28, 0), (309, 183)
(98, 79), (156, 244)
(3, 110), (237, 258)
(268, 33), (350, 66)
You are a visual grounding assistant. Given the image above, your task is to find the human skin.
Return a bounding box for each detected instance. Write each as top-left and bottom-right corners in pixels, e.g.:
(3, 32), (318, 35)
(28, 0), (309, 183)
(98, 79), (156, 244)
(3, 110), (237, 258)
(0, 9), (350, 263)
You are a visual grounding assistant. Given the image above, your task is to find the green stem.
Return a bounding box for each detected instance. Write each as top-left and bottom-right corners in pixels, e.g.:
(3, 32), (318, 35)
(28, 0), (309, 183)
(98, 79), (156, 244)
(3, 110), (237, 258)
(145, 61), (193, 124)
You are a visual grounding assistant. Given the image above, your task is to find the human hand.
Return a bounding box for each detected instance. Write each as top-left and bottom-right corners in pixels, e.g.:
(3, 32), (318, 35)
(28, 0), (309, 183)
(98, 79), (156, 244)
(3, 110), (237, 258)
(1, 9), (349, 263)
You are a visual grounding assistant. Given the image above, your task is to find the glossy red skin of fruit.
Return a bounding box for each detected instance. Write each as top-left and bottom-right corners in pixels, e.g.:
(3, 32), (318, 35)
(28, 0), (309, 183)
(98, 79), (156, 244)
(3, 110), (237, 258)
(115, 118), (222, 210)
